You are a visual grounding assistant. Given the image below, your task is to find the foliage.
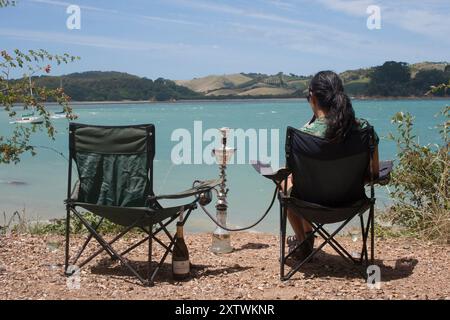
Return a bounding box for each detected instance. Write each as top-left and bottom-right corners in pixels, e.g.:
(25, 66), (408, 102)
(427, 80), (450, 97)
(373, 223), (414, 239)
(30, 212), (128, 235)
(413, 70), (449, 96)
(385, 103), (449, 242)
(1, 210), (130, 235)
(1, 49), (79, 164)
(33, 71), (202, 102)
(7, 62), (449, 103)
(0, 0), (15, 7)
(367, 61), (450, 97)
(368, 61), (412, 96)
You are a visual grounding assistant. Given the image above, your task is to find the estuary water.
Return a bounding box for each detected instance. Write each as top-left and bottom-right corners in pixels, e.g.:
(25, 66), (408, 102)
(1, 99), (448, 233)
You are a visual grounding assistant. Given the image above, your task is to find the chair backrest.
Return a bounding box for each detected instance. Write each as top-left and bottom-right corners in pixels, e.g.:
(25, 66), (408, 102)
(286, 125), (374, 207)
(68, 123), (155, 207)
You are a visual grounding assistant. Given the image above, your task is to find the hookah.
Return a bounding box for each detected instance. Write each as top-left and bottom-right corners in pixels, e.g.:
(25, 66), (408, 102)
(197, 127), (278, 254)
(210, 127), (235, 254)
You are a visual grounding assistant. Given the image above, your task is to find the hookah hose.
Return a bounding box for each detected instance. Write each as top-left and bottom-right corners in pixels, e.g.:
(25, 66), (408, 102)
(28, 145), (279, 232)
(199, 185), (279, 232)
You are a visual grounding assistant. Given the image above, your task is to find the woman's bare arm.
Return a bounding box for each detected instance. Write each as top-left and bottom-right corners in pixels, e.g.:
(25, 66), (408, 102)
(365, 146), (379, 183)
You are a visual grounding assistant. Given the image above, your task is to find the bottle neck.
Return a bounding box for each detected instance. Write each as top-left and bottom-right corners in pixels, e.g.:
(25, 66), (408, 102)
(176, 223), (184, 239)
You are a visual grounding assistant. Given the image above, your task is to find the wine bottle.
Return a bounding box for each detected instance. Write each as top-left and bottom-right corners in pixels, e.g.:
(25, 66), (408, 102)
(172, 221), (190, 280)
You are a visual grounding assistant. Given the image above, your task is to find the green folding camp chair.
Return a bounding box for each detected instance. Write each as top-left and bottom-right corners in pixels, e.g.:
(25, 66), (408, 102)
(256, 125), (392, 281)
(64, 123), (219, 286)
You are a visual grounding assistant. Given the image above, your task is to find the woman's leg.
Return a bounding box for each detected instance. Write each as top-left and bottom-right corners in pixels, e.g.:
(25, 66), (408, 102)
(282, 175), (313, 242)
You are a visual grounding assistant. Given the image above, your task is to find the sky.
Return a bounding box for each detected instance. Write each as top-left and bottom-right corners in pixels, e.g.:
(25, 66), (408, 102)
(1, 0), (450, 79)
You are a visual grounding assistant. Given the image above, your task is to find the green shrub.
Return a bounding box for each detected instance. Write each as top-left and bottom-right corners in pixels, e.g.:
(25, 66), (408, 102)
(385, 106), (449, 242)
(1, 210), (131, 236)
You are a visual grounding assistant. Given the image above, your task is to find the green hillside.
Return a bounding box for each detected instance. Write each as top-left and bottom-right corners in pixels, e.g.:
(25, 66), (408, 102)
(23, 61), (450, 102)
(33, 71), (202, 101)
(176, 62), (449, 98)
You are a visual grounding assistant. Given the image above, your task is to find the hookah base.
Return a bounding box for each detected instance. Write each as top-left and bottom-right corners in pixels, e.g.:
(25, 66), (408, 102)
(210, 233), (233, 254)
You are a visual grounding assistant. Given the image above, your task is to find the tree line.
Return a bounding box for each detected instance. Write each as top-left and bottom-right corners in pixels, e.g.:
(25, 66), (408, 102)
(32, 62), (450, 101)
(366, 61), (450, 97)
(33, 71), (202, 101)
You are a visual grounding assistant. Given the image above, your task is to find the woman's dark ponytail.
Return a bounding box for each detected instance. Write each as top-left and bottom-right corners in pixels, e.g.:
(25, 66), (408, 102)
(309, 71), (356, 142)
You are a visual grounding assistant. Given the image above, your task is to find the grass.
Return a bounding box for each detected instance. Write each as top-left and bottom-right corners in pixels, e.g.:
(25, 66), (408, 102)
(1, 210), (131, 236)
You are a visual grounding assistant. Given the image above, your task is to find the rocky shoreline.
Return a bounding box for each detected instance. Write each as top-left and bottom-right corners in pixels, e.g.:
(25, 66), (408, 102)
(0, 232), (448, 300)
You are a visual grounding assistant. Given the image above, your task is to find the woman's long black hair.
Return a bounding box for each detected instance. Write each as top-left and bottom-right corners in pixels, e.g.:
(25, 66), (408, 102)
(309, 71), (356, 142)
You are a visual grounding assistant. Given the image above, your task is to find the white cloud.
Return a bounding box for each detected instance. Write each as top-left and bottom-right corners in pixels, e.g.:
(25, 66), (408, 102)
(317, 0), (375, 17)
(137, 14), (201, 26)
(29, 0), (119, 14)
(263, 0), (296, 10)
(317, 0), (450, 41)
(227, 21), (420, 60)
(0, 28), (191, 51)
(29, 0), (199, 26)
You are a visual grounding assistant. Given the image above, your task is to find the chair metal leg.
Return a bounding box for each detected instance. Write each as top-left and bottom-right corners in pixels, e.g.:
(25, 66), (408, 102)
(76, 218), (140, 269)
(119, 220), (173, 258)
(71, 209), (148, 285)
(283, 215), (354, 280)
(64, 207), (71, 275)
(147, 224), (153, 286)
(66, 206), (195, 286)
(370, 205), (375, 264)
(359, 214), (369, 266)
(72, 217), (105, 265)
(314, 226), (355, 264)
(280, 202), (287, 281)
(149, 226), (178, 285)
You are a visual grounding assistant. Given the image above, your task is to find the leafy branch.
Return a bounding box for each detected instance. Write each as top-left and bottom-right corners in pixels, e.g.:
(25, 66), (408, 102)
(1, 49), (80, 164)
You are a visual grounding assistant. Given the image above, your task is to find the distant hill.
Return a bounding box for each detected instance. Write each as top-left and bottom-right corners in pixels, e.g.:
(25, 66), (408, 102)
(25, 61), (450, 102)
(176, 61), (449, 98)
(33, 71), (202, 101)
(176, 72), (307, 97)
(410, 62), (448, 77)
(175, 73), (253, 93)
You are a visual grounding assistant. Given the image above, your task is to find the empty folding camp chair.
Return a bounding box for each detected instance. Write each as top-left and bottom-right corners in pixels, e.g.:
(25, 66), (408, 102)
(256, 125), (391, 281)
(64, 123), (219, 286)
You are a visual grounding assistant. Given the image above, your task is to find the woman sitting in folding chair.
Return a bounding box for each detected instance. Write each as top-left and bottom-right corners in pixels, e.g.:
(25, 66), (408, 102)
(283, 71), (380, 261)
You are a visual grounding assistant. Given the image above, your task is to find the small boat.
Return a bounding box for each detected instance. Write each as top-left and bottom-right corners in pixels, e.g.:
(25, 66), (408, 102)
(9, 112), (44, 124)
(50, 110), (67, 119)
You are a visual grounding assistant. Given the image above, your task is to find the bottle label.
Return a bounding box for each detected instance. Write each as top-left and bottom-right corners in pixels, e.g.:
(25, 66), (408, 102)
(173, 260), (190, 274)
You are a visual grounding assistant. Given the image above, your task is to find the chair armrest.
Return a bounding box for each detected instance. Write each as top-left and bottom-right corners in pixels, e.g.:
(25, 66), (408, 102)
(263, 168), (292, 183)
(371, 160), (394, 186)
(149, 179), (221, 201)
(251, 161), (291, 183)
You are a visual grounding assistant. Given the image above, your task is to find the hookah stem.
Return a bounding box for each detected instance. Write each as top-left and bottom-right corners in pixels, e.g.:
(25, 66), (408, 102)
(200, 185), (278, 232)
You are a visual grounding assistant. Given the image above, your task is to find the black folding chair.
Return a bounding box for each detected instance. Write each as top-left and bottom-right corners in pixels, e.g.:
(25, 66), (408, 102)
(257, 125), (390, 281)
(64, 123), (219, 286)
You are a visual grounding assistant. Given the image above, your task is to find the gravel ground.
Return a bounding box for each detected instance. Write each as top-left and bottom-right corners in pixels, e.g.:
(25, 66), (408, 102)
(0, 232), (449, 300)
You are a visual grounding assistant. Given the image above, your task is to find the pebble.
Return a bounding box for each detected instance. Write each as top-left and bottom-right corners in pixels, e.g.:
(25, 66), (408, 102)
(1, 233), (448, 300)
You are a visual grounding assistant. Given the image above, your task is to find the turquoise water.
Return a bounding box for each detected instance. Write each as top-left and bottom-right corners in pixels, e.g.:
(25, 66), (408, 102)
(1, 99), (448, 233)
